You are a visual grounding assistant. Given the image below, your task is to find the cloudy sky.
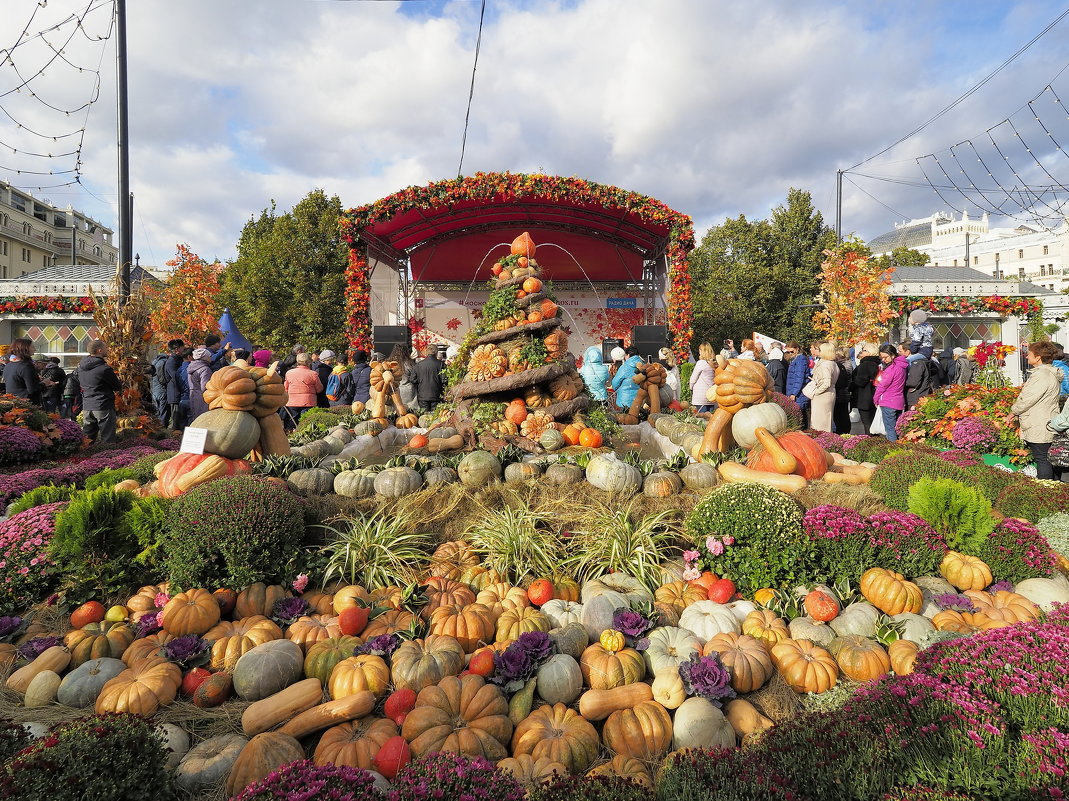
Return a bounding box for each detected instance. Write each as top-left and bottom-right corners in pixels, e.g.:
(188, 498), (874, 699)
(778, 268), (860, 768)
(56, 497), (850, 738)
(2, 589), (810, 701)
(3, 0), (1069, 267)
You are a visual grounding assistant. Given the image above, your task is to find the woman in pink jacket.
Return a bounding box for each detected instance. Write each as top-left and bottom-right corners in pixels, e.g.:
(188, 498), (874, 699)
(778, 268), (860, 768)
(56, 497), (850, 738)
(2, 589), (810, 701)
(283, 353), (323, 429)
(872, 343), (909, 441)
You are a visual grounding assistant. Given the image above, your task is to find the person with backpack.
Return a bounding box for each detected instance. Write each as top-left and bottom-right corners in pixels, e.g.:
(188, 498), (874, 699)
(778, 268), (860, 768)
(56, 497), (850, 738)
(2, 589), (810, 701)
(314, 350), (335, 407)
(163, 342), (187, 431)
(349, 351), (372, 405)
(41, 357), (66, 414)
(151, 340), (181, 424)
(851, 343), (881, 434)
(61, 369), (81, 419)
(1052, 343), (1069, 399)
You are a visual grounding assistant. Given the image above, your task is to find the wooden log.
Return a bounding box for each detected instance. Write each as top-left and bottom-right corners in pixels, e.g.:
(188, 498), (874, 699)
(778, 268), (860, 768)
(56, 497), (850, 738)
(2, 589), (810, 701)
(474, 317), (561, 347)
(514, 292), (546, 309)
(538, 394), (590, 422)
(493, 272), (541, 291)
(451, 362), (566, 400)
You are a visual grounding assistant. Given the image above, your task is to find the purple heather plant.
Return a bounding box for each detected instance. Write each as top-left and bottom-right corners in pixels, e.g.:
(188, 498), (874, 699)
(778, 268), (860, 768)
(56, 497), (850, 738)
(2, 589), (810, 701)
(355, 634), (401, 657)
(976, 517), (1058, 583)
(866, 510), (947, 577)
(0, 501), (64, 612)
(0, 426), (44, 465)
(677, 652), (736, 706)
(17, 635), (61, 661)
(986, 580), (1014, 593)
(806, 430), (847, 454)
(0, 445), (160, 505)
(803, 505), (870, 541)
(162, 634), (209, 667)
(950, 415), (1000, 452)
(936, 449), (984, 467)
(231, 758), (380, 801)
(386, 751), (524, 801)
(895, 409), (920, 438)
(271, 596), (310, 626)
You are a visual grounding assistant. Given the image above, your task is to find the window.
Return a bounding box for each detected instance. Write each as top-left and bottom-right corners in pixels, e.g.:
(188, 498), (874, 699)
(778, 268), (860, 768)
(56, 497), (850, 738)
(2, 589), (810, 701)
(1018, 267), (1026, 279)
(1018, 249), (1024, 259)
(1041, 266), (1046, 276)
(0, 241), (6, 255)
(953, 259), (958, 266)
(994, 269), (1004, 279)
(974, 256), (978, 265)
(1044, 245), (1049, 255)
(1, 266), (6, 278)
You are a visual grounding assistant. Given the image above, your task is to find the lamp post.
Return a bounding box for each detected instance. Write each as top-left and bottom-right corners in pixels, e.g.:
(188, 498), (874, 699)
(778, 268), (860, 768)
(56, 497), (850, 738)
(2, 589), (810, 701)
(116, 0), (132, 306)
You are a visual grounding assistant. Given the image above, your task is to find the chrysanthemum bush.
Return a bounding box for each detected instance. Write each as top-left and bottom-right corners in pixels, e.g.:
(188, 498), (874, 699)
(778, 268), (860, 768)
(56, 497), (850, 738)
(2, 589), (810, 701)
(527, 773), (652, 801)
(229, 759), (380, 801)
(159, 475), (305, 591)
(949, 415), (1000, 452)
(995, 480), (1069, 523)
(0, 397), (84, 466)
(768, 392), (804, 431)
(0, 443), (160, 505)
(386, 752), (524, 801)
(685, 483), (807, 595)
(0, 501), (64, 613)
(806, 430), (846, 454)
(973, 517), (1058, 584)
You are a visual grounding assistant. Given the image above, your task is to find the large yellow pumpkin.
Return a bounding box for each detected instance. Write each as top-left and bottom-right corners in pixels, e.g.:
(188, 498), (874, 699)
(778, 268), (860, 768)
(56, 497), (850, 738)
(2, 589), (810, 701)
(702, 632), (774, 693)
(770, 638), (838, 694)
(828, 635), (890, 682)
(162, 588), (221, 636)
(602, 700), (672, 760)
(579, 643), (645, 690)
(95, 656), (182, 716)
(329, 655), (390, 700)
(511, 703), (599, 774)
(401, 674), (512, 760)
(939, 552), (993, 591)
(860, 568), (922, 615)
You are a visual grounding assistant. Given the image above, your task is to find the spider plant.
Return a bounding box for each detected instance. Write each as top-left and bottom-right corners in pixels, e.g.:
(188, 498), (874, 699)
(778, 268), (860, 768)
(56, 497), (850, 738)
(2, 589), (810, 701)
(636, 459), (657, 478)
(253, 454), (319, 479)
(621, 449), (643, 468)
(663, 449), (691, 472)
(573, 451), (594, 469)
(319, 509), (432, 589)
(563, 503), (683, 593)
(496, 444), (526, 467)
(700, 447), (748, 466)
(465, 501), (560, 585)
(289, 422), (330, 446)
(433, 452), (464, 470)
(329, 456), (362, 475)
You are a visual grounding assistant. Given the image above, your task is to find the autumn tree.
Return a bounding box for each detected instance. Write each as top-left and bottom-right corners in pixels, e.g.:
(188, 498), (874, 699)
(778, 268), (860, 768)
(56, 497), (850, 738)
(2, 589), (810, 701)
(813, 238), (896, 345)
(149, 244), (223, 345)
(872, 246), (930, 269)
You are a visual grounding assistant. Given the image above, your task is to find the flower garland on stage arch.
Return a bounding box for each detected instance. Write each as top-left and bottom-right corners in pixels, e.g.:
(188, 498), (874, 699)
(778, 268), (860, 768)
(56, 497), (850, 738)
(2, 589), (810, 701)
(889, 296), (1042, 317)
(340, 172), (695, 359)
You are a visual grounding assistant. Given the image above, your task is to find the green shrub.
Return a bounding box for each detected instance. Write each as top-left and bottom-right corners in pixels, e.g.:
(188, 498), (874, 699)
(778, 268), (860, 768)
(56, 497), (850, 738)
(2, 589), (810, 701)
(685, 483), (808, 595)
(160, 475), (304, 591)
(994, 480), (1069, 523)
(679, 362), (694, 403)
(7, 484), (72, 516)
(295, 407), (347, 434)
(119, 496), (172, 571)
(869, 453), (974, 511)
(964, 464), (1025, 504)
(907, 477), (996, 553)
(1036, 512), (1069, 559)
(125, 450), (177, 484)
(83, 468), (139, 491)
(0, 713), (176, 801)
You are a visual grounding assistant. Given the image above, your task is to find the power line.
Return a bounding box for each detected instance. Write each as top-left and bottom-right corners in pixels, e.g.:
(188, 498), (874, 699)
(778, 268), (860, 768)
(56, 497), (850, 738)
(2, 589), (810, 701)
(456, 0), (485, 178)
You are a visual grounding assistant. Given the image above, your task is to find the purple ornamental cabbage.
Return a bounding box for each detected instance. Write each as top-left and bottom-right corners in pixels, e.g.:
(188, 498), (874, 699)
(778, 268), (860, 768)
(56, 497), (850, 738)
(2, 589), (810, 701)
(137, 612), (163, 638)
(271, 596), (310, 625)
(17, 636), (61, 661)
(355, 633), (401, 657)
(513, 631), (552, 662)
(677, 652), (736, 706)
(0, 616), (23, 639)
(163, 634), (209, 666)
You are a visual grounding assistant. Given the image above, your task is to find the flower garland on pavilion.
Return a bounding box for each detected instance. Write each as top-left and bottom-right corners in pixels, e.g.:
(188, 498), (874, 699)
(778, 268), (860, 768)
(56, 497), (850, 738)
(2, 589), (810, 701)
(339, 172), (695, 359)
(0, 296), (95, 315)
(889, 295), (1042, 317)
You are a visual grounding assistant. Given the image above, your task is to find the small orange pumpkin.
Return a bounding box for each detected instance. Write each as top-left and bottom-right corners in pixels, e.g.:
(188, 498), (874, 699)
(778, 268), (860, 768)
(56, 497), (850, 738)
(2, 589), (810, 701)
(522, 277), (543, 294)
(409, 434), (430, 449)
(578, 428), (603, 448)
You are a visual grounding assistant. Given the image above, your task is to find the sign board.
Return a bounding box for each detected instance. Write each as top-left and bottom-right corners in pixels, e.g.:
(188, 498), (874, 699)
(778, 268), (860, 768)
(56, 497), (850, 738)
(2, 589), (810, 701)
(179, 427), (209, 455)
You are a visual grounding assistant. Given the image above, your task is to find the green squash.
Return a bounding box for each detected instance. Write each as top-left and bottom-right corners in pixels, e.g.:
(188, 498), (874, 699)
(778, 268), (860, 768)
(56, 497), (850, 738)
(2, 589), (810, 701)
(189, 409), (260, 459)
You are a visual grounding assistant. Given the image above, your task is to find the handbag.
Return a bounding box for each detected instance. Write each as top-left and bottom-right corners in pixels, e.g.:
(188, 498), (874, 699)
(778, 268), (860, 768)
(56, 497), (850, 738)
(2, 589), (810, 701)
(1050, 430), (1069, 468)
(801, 380), (816, 400)
(869, 408), (886, 436)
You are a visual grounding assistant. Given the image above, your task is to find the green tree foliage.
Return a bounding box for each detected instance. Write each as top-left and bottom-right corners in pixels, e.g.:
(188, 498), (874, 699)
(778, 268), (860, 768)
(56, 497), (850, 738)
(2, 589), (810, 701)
(871, 246), (931, 269)
(689, 188), (835, 353)
(219, 189), (350, 350)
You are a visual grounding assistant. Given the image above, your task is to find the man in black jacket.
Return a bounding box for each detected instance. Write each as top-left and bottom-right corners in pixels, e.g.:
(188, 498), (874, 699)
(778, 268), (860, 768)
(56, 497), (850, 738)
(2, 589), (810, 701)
(414, 347), (444, 412)
(41, 357), (66, 413)
(78, 340), (122, 443)
(314, 350), (335, 408)
(162, 340), (187, 430)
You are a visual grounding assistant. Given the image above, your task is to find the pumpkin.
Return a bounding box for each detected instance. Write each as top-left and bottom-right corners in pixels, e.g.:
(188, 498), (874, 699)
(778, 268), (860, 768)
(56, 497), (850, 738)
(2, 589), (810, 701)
(175, 734), (248, 795)
(731, 403), (788, 449)
(651, 666), (686, 710)
(476, 582), (531, 614)
(585, 453), (641, 494)
(672, 697), (736, 751)
(654, 582), (707, 615)
(459, 565), (505, 592)
(56, 656), (126, 708)
(95, 656), (182, 715)
(391, 635), (466, 692)
(429, 604), (496, 653)
(579, 428), (604, 448)
(286, 615), (342, 653)
(467, 345), (509, 382)
(545, 463), (584, 485)
(788, 616), (835, 647)
(588, 755), (653, 789)
(424, 466), (459, 486)
(679, 462), (720, 490)
(526, 578), (555, 607)
(302, 590), (334, 616)
(363, 608), (418, 639)
(582, 573), (652, 606)
(599, 629), (626, 653)
(153, 452), (253, 498)
(748, 431), (828, 479)
(500, 754), (567, 787)
(24, 670), (61, 708)
(204, 616), (283, 671)
(539, 428), (566, 452)
(288, 467), (336, 496)
(121, 632), (174, 667)
(891, 612), (935, 642)
(520, 411), (556, 440)
(126, 584), (167, 614)
(579, 591), (629, 641)
(828, 635), (891, 682)
(504, 401), (529, 425)
(64, 621), (135, 667)
(328, 655), (390, 700)
(603, 700), (672, 760)
(512, 702), (600, 774)
(536, 654), (583, 705)
(497, 606), (552, 642)
(402, 674), (512, 759)
(315, 717), (398, 771)
(860, 568), (923, 616)
(963, 589), (1040, 623)
(225, 732), (305, 798)
(803, 590), (840, 623)
(940, 551), (994, 591)
(752, 427), (798, 474)
(725, 698), (774, 743)
(373, 466), (423, 497)
(204, 366), (258, 412)
(334, 470), (376, 498)
(332, 584), (371, 615)
(512, 232), (537, 257)
(237, 582), (293, 618)
(504, 461), (542, 483)
(771, 638), (838, 694)
(550, 623), (589, 661)
(932, 610), (1007, 633)
(703, 632), (774, 693)
(829, 602), (880, 638)
(304, 635), (363, 684)
(679, 601), (741, 641)
(189, 409), (261, 459)
(232, 639), (305, 701)
(458, 450), (503, 487)
(430, 541), (480, 578)
(162, 588), (221, 636)
(193, 671), (234, 708)
(1014, 577), (1069, 610)
(579, 643), (644, 690)
(643, 626), (701, 674)
(424, 576), (477, 612)
(644, 471), (682, 498)
(888, 639), (919, 676)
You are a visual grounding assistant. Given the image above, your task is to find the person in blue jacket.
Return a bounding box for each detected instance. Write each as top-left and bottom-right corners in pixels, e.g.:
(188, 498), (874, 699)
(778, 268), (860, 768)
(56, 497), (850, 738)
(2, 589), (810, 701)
(580, 345), (609, 402)
(612, 347), (643, 411)
(784, 340), (811, 415)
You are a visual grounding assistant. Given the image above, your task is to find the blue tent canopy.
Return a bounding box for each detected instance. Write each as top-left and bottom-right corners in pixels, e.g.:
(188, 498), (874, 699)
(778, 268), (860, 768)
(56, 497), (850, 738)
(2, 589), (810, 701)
(217, 308), (254, 352)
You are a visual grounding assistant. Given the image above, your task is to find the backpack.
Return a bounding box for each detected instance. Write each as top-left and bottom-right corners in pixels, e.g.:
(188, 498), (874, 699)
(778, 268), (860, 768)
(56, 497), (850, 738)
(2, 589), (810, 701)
(325, 371), (341, 402)
(1054, 359), (1069, 396)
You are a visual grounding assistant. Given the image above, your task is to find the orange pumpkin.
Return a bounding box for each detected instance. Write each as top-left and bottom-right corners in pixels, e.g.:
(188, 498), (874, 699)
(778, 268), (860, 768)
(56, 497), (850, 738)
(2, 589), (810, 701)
(654, 581), (708, 615)
(401, 674), (512, 759)
(771, 639), (838, 694)
(561, 425), (583, 446)
(315, 717), (398, 771)
(153, 452), (253, 498)
(409, 434), (430, 449)
(540, 299), (559, 319)
(602, 700), (673, 760)
(522, 277), (544, 294)
(578, 428), (603, 448)
(95, 656), (182, 716)
(329, 654), (391, 699)
(860, 568), (923, 616)
(428, 604), (496, 653)
(803, 590), (840, 622)
(512, 232), (537, 258)
(828, 635), (890, 682)
(527, 311), (544, 323)
(162, 589), (221, 636)
(511, 702), (599, 774)
(741, 609), (790, 652)
(748, 431), (828, 479)
(703, 632), (774, 693)
(286, 615), (343, 653)
(505, 401), (529, 425)
(888, 639), (919, 675)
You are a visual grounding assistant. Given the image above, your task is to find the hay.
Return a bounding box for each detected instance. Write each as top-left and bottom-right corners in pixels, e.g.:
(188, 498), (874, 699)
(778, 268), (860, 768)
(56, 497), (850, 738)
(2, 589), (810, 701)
(795, 482), (886, 515)
(748, 671), (802, 724)
(156, 698), (248, 742)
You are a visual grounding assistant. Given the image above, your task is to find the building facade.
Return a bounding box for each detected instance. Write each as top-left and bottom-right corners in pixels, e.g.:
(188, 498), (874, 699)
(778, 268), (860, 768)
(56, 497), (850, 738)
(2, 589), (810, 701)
(0, 180), (117, 280)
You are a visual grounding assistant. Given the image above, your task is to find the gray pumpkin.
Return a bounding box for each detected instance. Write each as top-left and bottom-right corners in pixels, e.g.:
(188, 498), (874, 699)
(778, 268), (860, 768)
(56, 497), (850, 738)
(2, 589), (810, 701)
(299, 439), (332, 460)
(334, 469), (376, 498)
(892, 612), (936, 642)
(287, 468), (336, 496)
(232, 639), (304, 701)
(321, 436), (346, 455)
(175, 734), (248, 794)
(458, 451), (502, 487)
(585, 453), (641, 495)
(679, 463), (719, 490)
(157, 723), (191, 770)
(788, 616), (835, 646)
(189, 409), (261, 459)
(504, 461), (542, 483)
(56, 657), (126, 708)
(329, 426), (353, 444)
(830, 602), (879, 638)
(373, 466), (424, 498)
(544, 463), (584, 485)
(428, 427), (459, 440)
(549, 623), (589, 661)
(353, 420), (385, 437)
(643, 471), (682, 497)
(423, 467), (458, 487)
(580, 590), (630, 640)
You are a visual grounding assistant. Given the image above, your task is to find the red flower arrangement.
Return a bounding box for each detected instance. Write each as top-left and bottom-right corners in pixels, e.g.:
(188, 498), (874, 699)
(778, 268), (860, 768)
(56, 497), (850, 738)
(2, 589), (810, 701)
(0, 296), (95, 315)
(340, 172), (695, 359)
(889, 296), (1041, 317)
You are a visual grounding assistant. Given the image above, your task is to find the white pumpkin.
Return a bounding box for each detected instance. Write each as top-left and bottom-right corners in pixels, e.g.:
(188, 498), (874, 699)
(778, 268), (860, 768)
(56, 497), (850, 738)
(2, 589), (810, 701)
(678, 601), (740, 641)
(829, 603), (879, 638)
(24, 670), (61, 708)
(541, 599), (583, 629)
(788, 616), (835, 647)
(157, 723), (191, 770)
(672, 697), (736, 750)
(580, 591), (630, 641)
(730, 402), (788, 449)
(891, 612), (936, 642)
(651, 666), (686, 710)
(643, 627), (702, 675)
(727, 600), (758, 625)
(585, 453), (642, 495)
(1013, 577), (1069, 611)
(536, 654), (583, 705)
(581, 573), (653, 606)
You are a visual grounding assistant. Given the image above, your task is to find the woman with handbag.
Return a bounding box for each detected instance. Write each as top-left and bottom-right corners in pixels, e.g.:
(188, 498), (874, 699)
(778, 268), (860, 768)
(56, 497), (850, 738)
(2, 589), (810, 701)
(803, 342), (839, 432)
(1048, 393), (1069, 480)
(872, 343), (909, 442)
(1011, 341), (1063, 480)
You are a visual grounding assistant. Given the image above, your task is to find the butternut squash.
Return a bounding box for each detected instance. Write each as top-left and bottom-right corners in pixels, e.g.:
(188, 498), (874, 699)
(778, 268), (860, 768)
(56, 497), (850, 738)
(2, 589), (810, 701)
(241, 677), (323, 736)
(277, 690), (376, 739)
(717, 462), (807, 493)
(753, 428), (797, 475)
(695, 408), (734, 460)
(257, 412), (291, 457)
(426, 435), (465, 454)
(578, 683), (653, 722)
(7, 645), (71, 694)
(724, 698), (774, 741)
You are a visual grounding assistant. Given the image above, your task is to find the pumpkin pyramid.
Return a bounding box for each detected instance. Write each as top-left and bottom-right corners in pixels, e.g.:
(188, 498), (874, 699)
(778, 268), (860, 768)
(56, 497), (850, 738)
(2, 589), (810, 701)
(447, 232), (589, 445)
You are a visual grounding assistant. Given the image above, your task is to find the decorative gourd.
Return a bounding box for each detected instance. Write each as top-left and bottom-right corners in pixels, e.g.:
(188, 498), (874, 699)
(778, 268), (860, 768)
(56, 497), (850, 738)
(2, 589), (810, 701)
(401, 674), (512, 760)
(602, 700), (673, 760)
(549, 623), (589, 661)
(703, 632), (774, 693)
(651, 667), (686, 710)
(536, 654), (583, 705)
(95, 656), (182, 715)
(582, 573), (652, 606)
(717, 461), (807, 492)
(428, 604), (496, 653)
(241, 677), (324, 736)
(747, 431), (828, 480)
(679, 601), (741, 641)
(458, 450), (503, 487)
(585, 453), (642, 495)
(496, 607), (552, 642)
(579, 643), (644, 690)
(860, 568), (923, 615)
(237, 582), (293, 618)
(679, 462), (720, 490)
(512, 702), (599, 774)
(932, 609), (1006, 633)
(175, 734), (248, 795)
(520, 411), (556, 440)
(189, 409), (261, 459)
(204, 616), (283, 671)
(643, 626), (701, 674)
(162, 588), (221, 636)
(287, 467), (336, 496)
(512, 232), (537, 258)
(24, 670), (62, 708)
(304, 636), (364, 684)
(731, 403), (788, 449)
(373, 466), (423, 497)
(64, 621), (135, 667)
(225, 732), (305, 798)
(770, 638), (838, 694)
(828, 635), (891, 682)
(888, 639), (919, 675)
(644, 471), (682, 497)
(963, 589), (1040, 623)
(803, 590), (841, 623)
(752, 427), (798, 475)
(499, 754), (567, 787)
(391, 635), (466, 692)
(56, 656), (126, 708)
(467, 345), (509, 381)
(578, 428), (604, 448)
(203, 366), (258, 412)
(940, 551), (994, 591)
(232, 639), (305, 701)
(541, 599), (582, 629)
(153, 452), (252, 498)
(193, 671), (233, 708)
(314, 717), (398, 771)
(538, 428), (566, 451)
(673, 696), (736, 750)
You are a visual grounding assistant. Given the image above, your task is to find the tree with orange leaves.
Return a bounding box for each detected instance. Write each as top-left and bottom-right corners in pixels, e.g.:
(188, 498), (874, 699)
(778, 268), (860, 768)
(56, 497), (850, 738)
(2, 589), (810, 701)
(149, 244), (223, 345)
(813, 238), (897, 345)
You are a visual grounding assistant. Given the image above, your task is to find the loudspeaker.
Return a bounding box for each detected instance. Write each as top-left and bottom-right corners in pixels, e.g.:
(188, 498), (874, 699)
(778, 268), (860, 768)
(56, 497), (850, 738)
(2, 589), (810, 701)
(602, 338), (624, 363)
(373, 326), (409, 358)
(631, 325), (667, 362)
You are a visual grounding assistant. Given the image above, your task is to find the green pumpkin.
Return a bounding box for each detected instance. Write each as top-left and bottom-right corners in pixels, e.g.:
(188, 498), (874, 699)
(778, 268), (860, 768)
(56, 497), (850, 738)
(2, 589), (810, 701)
(428, 427), (458, 440)
(585, 453), (641, 495)
(545, 463), (583, 485)
(334, 469), (376, 498)
(353, 420), (385, 437)
(423, 467), (458, 487)
(679, 463), (719, 490)
(189, 409), (260, 459)
(304, 636), (363, 684)
(457, 451), (502, 487)
(373, 466), (423, 497)
(56, 657), (126, 708)
(504, 461), (542, 483)
(321, 436), (347, 455)
(287, 468), (336, 496)
(655, 416), (679, 438)
(643, 471), (682, 498)
(539, 428), (565, 452)
(232, 639), (304, 701)
(328, 426), (353, 444)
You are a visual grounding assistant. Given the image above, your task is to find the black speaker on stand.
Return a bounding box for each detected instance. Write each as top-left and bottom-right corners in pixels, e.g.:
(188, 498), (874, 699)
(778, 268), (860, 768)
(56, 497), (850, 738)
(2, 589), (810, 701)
(373, 326), (409, 359)
(631, 325), (668, 363)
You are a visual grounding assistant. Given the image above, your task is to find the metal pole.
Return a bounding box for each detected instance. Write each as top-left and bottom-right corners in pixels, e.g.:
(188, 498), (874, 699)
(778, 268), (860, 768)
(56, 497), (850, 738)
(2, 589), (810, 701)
(116, 0), (132, 305)
(964, 231), (970, 267)
(835, 169), (843, 243)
